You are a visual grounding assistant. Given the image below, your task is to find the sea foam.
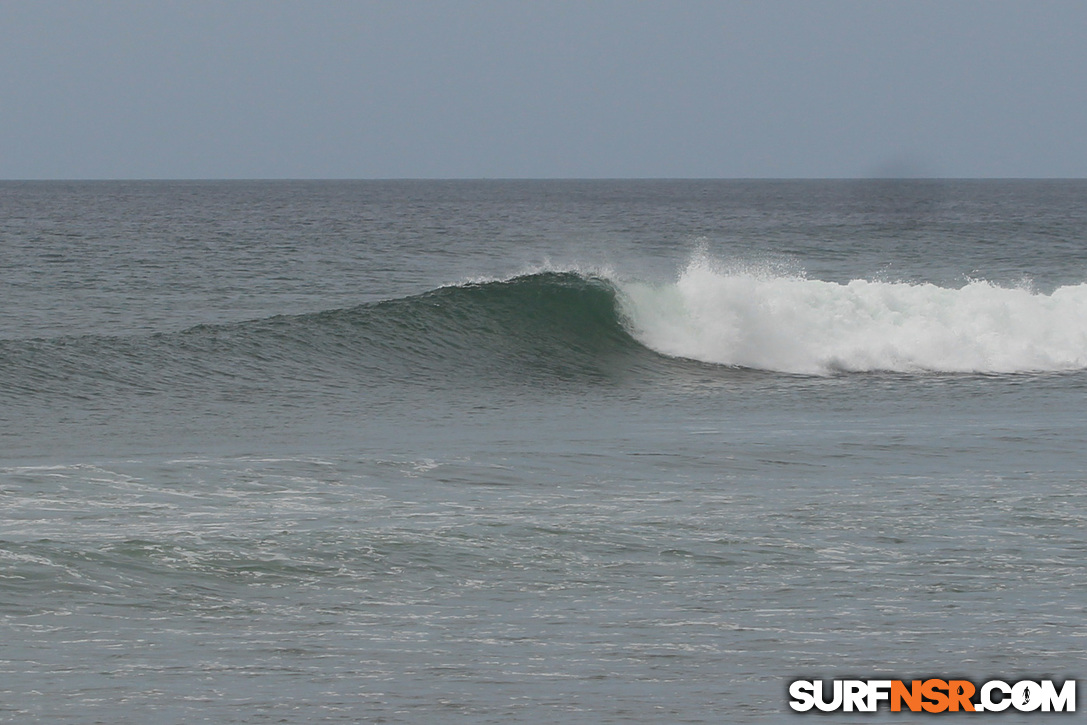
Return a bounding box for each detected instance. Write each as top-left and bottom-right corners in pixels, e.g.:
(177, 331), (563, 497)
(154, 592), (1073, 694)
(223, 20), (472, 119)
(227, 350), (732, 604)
(619, 260), (1087, 374)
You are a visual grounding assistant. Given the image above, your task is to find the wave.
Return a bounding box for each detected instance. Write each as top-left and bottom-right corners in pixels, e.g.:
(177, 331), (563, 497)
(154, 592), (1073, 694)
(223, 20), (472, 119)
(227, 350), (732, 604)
(5, 265), (1087, 403)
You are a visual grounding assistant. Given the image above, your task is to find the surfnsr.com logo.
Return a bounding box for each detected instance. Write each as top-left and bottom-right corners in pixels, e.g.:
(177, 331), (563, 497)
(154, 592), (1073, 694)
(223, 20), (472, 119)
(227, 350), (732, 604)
(788, 679), (1076, 713)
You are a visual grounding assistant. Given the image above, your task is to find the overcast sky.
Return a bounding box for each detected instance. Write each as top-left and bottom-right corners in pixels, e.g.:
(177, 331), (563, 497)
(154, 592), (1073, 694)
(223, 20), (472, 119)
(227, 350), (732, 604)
(2, 0), (1085, 179)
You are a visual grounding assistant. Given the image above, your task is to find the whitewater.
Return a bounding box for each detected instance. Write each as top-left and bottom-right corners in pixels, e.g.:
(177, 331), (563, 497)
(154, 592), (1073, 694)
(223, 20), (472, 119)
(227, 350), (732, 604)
(619, 259), (1087, 374)
(2, 180), (1085, 724)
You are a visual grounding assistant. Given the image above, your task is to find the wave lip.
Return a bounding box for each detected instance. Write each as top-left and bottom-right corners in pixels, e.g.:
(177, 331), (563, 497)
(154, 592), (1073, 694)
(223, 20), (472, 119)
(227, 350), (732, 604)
(619, 262), (1087, 375)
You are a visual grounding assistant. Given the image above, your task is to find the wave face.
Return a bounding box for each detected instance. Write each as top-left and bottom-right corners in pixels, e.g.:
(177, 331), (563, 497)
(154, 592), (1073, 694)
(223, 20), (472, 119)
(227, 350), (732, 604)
(620, 260), (1087, 374)
(309, 270), (648, 381)
(0, 272), (651, 401)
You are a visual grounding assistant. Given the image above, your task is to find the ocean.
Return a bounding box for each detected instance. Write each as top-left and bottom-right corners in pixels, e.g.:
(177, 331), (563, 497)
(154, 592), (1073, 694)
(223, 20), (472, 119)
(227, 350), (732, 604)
(1, 180), (1085, 722)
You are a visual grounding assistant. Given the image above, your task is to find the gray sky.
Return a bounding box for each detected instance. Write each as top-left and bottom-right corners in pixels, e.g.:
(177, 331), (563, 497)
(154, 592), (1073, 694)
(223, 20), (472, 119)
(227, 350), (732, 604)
(2, 0), (1085, 179)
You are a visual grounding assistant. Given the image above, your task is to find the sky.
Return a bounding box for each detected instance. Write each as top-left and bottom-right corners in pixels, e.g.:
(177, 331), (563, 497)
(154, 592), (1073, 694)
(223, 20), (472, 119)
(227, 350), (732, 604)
(1, 0), (1085, 179)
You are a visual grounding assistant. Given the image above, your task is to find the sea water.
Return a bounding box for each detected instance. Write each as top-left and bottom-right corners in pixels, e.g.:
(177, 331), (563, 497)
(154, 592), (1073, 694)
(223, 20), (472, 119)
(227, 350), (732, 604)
(1, 180), (1085, 722)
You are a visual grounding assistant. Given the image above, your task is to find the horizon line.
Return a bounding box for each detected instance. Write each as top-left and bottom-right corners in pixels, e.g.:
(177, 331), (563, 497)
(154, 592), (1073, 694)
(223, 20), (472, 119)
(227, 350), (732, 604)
(2, 176), (1085, 183)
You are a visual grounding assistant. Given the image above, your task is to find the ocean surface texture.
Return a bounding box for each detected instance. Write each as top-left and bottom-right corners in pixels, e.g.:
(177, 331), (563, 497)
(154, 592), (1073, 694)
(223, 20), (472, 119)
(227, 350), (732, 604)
(2, 180), (1085, 723)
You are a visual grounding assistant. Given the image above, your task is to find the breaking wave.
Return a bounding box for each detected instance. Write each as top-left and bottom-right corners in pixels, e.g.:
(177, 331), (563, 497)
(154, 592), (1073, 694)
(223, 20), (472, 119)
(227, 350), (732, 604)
(5, 262), (1087, 404)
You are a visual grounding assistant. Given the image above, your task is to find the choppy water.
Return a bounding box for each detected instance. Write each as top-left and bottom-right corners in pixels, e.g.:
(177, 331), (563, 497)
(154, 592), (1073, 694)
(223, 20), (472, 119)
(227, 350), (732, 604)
(2, 180), (1085, 722)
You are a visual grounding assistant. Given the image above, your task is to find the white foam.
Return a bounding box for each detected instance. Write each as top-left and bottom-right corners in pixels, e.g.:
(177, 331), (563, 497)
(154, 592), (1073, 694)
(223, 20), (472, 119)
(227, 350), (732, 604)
(618, 259), (1087, 375)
